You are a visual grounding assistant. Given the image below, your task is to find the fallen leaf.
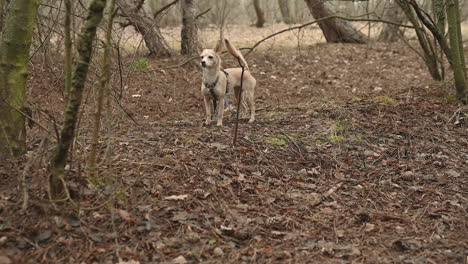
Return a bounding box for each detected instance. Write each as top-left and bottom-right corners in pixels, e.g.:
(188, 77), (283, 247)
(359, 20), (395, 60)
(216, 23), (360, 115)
(0, 256), (12, 264)
(118, 209), (133, 222)
(172, 255), (187, 264)
(35, 230), (52, 242)
(364, 223), (375, 232)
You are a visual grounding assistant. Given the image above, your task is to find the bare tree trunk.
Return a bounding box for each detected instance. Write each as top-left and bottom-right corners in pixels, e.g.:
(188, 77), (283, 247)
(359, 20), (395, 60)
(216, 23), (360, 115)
(432, 0), (446, 79)
(304, 0), (367, 43)
(396, 0), (442, 81)
(278, 0), (292, 24)
(253, 0), (265, 28)
(378, 1), (406, 42)
(181, 0), (198, 55)
(49, 0), (107, 200)
(0, 0), (40, 158)
(118, 0), (172, 57)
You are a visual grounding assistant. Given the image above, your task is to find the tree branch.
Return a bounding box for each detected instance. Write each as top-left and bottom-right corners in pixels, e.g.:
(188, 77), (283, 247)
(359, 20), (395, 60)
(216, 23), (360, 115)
(407, 0), (453, 65)
(153, 0), (179, 19)
(196, 8), (211, 19)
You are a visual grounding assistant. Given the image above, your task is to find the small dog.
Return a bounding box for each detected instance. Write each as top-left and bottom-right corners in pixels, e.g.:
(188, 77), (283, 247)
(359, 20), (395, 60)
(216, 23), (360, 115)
(198, 39), (256, 126)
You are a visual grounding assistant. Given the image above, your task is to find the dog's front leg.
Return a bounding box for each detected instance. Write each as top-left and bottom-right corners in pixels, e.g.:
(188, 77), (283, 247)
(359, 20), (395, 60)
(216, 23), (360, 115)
(204, 96), (212, 125)
(216, 97), (225, 126)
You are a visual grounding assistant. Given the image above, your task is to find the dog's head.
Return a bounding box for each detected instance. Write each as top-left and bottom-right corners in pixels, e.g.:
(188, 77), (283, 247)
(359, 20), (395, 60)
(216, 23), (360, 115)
(198, 41), (222, 69)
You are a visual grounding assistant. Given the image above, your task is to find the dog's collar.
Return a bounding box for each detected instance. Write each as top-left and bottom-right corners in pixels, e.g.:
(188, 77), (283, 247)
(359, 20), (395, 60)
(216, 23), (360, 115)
(204, 75), (219, 90)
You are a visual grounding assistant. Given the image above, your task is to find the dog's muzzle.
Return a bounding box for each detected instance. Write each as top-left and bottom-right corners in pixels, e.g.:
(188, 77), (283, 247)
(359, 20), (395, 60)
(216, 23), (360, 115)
(201, 61), (207, 67)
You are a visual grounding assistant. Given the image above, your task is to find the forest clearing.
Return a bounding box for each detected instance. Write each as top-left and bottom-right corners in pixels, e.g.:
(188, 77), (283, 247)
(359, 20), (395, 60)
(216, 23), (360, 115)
(0, 0), (467, 263)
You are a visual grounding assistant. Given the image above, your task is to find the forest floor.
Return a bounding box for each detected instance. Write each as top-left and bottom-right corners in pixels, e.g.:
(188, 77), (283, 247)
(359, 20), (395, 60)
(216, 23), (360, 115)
(0, 36), (467, 264)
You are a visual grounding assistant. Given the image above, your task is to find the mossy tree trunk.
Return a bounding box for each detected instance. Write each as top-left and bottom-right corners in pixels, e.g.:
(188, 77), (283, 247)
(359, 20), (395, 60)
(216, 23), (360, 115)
(49, 0), (107, 201)
(304, 0), (367, 43)
(0, 0), (40, 159)
(446, 0), (467, 103)
(64, 0), (72, 100)
(88, 0), (115, 179)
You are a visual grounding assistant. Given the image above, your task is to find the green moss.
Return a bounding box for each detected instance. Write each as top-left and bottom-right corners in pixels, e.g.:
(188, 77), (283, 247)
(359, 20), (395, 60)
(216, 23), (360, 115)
(372, 96), (396, 104)
(130, 57), (150, 71)
(350, 97), (362, 103)
(267, 137), (287, 146)
(351, 133), (364, 143)
(327, 135), (346, 143)
(446, 95), (458, 104)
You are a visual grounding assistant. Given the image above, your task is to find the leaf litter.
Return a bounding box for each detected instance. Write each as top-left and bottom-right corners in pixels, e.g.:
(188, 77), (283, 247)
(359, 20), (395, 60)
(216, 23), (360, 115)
(0, 42), (466, 263)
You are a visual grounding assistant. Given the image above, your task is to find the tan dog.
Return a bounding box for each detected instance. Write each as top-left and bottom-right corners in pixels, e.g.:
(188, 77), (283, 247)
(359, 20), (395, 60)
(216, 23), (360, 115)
(198, 39), (256, 126)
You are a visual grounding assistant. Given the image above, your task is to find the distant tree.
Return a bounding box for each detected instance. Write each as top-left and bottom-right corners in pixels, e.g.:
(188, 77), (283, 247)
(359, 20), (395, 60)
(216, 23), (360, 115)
(378, 1), (406, 42)
(0, 0), (40, 158)
(117, 0), (172, 57)
(181, 0), (198, 55)
(253, 0), (265, 28)
(278, 0), (292, 24)
(303, 0), (367, 43)
(49, 0), (108, 200)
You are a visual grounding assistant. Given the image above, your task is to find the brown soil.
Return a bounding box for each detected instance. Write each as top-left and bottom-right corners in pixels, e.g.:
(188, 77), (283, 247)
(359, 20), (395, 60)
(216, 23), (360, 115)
(0, 40), (466, 264)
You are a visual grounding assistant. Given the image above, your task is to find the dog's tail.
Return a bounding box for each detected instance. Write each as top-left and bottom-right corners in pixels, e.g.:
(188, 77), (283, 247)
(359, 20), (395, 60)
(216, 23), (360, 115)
(224, 39), (249, 71)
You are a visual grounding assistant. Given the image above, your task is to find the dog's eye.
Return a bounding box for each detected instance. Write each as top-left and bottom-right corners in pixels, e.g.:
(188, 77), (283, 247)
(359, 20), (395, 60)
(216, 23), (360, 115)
(208, 56), (213, 59)
(200, 56), (204, 59)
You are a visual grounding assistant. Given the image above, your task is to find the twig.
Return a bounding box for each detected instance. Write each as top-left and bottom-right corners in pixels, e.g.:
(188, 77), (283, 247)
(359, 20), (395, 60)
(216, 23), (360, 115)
(233, 59), (244, 145)
(196, 8), (211, 19)
(153, 0), (179, 19)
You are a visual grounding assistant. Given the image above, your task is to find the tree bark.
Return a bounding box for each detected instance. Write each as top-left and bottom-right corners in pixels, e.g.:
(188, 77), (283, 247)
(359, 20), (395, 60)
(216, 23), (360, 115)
(396, 0), (442, 81)
(64, 0), (72, 99)
(88, 0), (115, 178)
(0, 0), (4, 37)
(118, 0), (172, 57)
(49, 0), (107, 200)
(446, 0), (467, 102)
(0, 0), (40, 158)
(304, 0), (367, 43)
(181, 0), (198, 55)
(253, 0), (265, 28)
(378, 1), (406, 42)
(432, 0), (446, 79)
(278, 0), (292, 24)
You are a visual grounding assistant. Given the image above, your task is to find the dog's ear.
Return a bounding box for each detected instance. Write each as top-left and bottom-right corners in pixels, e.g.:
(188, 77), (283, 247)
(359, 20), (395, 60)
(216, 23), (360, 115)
(214, 40), (223, 53)
(197, 45), (204, 54)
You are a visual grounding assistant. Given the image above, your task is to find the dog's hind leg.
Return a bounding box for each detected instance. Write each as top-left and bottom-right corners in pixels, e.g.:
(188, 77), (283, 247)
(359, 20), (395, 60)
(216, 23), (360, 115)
(247, 90), (255, 123)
